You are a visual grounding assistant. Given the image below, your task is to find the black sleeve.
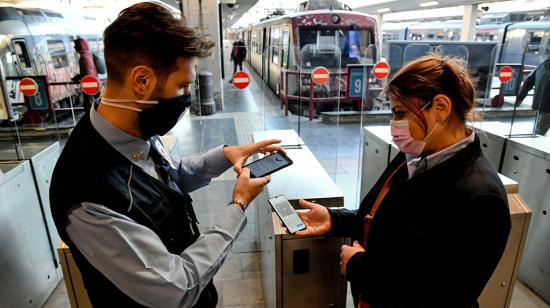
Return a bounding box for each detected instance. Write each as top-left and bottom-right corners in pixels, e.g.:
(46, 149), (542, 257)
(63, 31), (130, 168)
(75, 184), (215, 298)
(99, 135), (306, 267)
(517, 68), (536, 102)
(328, 208), (357, 237)
(457, 193), (511, 304)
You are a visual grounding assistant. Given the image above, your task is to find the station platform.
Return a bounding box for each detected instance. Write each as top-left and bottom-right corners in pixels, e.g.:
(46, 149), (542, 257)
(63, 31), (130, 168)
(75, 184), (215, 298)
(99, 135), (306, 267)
(39, 58), (549, 308)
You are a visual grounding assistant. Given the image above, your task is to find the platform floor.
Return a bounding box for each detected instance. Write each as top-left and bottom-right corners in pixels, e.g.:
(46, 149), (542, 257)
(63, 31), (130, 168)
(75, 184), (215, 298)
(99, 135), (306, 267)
(43, 57), (549, 308)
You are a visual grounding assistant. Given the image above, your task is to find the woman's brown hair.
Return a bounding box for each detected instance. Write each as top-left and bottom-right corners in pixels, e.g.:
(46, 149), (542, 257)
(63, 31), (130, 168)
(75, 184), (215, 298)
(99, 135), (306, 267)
(386, 53), (476, 131)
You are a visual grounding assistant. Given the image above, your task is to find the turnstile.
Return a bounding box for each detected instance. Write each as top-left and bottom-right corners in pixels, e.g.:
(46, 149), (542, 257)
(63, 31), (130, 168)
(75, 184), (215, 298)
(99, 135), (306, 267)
(254, 130), (347, 308)
(500, 136), (550, 303)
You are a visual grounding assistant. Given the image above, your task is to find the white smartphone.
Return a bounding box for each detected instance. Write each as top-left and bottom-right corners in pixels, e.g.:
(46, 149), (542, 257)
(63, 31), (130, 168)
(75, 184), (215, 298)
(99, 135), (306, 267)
(268, 195), (306, 234)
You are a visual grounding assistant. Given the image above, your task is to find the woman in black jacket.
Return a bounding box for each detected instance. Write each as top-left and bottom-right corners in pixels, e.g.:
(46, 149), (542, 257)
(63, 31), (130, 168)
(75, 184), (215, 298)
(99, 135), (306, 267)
(296, 54), (511, 308)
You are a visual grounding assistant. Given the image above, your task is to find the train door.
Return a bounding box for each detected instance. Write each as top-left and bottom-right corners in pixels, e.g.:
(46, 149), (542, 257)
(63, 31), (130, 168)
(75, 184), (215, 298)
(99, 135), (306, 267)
(262, 27), (270, 83)
(268, 26), (281, 92)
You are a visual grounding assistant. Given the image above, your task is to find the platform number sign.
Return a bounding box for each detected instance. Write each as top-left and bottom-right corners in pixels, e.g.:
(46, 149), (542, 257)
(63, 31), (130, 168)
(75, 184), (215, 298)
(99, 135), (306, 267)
(349, 67), (367, 98)
(24, 77), (49, 111)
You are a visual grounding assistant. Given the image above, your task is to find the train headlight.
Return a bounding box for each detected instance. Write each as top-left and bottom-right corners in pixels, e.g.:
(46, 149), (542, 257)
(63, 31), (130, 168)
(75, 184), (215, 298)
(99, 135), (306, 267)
(331, 14), (340, 24)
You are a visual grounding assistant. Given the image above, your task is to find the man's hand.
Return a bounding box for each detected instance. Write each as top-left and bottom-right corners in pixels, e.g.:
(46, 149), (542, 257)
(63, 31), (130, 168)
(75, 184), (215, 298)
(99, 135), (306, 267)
(223, 139), (285, 174)
(340, 241), (365, 275)
(294, 199), (332, 237)
(232, 168), (270, 207)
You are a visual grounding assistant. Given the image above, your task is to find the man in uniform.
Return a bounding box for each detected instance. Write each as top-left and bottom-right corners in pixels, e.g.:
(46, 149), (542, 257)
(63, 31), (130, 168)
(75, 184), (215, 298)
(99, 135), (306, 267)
(50, 3), (281, 307)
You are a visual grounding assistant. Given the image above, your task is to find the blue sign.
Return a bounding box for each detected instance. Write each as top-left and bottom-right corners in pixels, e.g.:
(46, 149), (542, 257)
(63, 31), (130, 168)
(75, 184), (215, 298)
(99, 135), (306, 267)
(28, 78), (49, 111)
(500, 65), (522, 96)
(349, 67), (367, 98)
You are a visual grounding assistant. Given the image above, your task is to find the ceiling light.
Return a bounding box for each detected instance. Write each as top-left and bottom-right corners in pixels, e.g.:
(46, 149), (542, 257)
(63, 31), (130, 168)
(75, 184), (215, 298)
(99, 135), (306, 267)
(377, 8), (391, 13)
(419, 1), (439, 7)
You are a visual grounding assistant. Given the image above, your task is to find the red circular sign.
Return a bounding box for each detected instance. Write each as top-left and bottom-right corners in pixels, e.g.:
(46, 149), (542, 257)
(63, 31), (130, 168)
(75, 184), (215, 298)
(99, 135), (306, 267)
(373, 62), (390, 79)
(499, 66), (513, 83)
(20, 78), (38, 96)
(311, 66), (330, 85)
(80, 75), (100, 95)
(232, 71), (250, 89)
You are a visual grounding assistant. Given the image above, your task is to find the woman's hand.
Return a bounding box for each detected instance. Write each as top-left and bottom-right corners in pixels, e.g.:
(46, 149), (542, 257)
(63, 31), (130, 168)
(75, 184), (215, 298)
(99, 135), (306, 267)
(223, 139), (284, 174)
(340, 241), (365, 274)
(294, 199), (332, 236)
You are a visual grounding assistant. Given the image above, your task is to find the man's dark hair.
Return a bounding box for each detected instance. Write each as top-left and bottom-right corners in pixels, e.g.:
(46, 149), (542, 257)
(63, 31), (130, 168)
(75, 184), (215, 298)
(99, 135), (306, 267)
(103, 2), (214, 85)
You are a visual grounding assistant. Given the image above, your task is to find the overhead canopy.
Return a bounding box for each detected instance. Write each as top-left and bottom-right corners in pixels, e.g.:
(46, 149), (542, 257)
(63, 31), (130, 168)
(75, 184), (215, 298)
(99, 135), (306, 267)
(355, 0), (505, 15)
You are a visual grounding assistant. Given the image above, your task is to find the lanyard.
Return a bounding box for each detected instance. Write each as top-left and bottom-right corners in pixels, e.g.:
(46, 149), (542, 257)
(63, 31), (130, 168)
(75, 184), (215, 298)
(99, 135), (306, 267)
(358, 161), (405, 308)
(363, 161), (405, 247)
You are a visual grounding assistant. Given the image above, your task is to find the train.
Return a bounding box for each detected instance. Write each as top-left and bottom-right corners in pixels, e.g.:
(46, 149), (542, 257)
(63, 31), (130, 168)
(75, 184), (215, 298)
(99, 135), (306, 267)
(0, 5), (104, 128)
(239, 0), (379, 118)
(382, 18), (550, 67)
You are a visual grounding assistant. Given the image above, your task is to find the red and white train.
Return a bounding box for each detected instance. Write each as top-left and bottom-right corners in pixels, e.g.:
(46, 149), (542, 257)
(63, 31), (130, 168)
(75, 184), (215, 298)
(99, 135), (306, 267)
(239, 1), (379, 118)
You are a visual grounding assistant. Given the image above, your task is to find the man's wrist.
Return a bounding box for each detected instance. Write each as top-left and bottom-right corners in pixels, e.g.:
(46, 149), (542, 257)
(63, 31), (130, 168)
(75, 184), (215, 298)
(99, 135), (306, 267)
(229, 199), (247, 211)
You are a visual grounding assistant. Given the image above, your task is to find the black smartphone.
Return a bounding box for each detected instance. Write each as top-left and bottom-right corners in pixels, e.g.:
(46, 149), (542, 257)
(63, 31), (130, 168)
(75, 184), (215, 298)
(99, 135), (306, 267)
(268, 195), (306, 234)
(243, 151), (293, 178)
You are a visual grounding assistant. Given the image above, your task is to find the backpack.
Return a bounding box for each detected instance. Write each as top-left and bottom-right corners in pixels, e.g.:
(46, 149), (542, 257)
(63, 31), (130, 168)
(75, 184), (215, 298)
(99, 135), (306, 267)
(92, 53), (106, 74)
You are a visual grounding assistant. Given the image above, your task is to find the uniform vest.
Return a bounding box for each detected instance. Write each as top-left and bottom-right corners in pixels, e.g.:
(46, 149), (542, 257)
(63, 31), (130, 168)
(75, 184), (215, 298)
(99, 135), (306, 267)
(50, 114), (217, 307)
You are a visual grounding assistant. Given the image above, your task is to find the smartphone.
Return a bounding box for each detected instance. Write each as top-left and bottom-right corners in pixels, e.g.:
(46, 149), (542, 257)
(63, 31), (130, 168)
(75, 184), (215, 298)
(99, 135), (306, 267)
(243, 151), (293, 178)
(268, 195), (306, 234)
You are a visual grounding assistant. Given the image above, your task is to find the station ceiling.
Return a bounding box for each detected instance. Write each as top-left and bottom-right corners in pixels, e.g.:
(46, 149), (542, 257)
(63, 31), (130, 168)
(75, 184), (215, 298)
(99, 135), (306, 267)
(221, 0), (259, 27)
(356, 0), (512, 15)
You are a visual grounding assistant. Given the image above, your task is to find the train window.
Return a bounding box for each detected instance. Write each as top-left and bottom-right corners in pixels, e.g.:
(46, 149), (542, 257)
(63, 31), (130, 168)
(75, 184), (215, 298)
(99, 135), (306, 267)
(271, 27), (281, 65)
(47, 40), (69, 68)
(298, 28), (373, 67)
(526, 30), (545, 55)
(12, 40), (32, 69)
(282, 28), (290, 68)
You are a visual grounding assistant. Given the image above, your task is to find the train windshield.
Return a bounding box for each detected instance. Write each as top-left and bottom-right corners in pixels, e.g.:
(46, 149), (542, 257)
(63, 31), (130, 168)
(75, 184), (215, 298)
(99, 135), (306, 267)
(298, 28), (374, 68)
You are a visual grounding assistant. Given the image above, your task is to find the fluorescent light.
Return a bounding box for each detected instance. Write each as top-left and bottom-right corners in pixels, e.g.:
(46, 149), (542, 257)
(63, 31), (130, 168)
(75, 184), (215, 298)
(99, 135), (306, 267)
(419, 1), (439, 7)
(377, 8), (391, 13)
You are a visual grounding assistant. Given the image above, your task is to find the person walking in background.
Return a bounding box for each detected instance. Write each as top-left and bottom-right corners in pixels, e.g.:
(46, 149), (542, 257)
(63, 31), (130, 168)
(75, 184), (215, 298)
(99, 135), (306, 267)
(73, 38), (99, 112)
(230, 39), (247, 76)
(516, 56), (550, 136)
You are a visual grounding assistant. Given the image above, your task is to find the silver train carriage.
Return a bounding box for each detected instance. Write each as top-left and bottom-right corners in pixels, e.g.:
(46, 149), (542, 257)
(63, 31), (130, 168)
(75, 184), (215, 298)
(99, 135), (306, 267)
(0, 6), (103, 125)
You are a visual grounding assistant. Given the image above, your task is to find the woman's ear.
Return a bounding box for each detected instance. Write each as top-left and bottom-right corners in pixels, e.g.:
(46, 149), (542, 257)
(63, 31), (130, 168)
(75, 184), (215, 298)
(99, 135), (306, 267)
(129, 65), (157, 99)
(432, 94), (452, 123)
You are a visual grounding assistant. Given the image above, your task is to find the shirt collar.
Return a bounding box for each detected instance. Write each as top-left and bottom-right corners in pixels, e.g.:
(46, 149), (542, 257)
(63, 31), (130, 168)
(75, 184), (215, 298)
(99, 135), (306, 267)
(409, 128), (476, 178)
(90, 102), (151, 169)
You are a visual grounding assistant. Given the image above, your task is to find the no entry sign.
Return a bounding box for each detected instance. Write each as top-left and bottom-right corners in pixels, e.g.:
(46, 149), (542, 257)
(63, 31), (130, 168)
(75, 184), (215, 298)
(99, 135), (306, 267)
(80, 75), (100, 95)
(311, 66), (330, 85)
(373, 62), (390, 79)
(499, 66), (513, 83)
(232, 71), (250, 89)
(20, 77), (38, 96)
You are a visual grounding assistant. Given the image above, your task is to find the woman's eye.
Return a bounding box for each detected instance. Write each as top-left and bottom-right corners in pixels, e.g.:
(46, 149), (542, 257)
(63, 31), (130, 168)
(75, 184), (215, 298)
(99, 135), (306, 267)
(394, 111), (405, 118)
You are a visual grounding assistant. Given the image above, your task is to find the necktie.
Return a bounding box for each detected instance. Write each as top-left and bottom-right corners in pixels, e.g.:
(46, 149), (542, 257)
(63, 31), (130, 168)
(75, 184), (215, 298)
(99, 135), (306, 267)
(148, 136), (184, 194)
(148, 136), (199, 231)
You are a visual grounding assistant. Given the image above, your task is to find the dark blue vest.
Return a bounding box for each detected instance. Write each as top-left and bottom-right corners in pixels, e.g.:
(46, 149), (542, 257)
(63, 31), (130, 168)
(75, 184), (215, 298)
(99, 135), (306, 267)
(50, 114), (217, 307)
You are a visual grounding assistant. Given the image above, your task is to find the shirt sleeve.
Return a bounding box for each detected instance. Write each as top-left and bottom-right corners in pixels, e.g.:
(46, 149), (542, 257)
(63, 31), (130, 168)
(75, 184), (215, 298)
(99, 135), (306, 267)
(66, 202), (246, 308)
(175, 145), (233, 192)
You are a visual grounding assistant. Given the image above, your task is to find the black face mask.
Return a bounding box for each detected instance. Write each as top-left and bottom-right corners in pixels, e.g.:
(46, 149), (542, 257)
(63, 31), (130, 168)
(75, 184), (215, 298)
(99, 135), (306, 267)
(139, 93), (192, 139)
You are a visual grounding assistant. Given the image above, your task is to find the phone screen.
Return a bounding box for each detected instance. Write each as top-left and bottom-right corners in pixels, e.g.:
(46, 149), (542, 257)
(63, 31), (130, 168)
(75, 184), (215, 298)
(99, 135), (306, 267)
(269, 196), (306, 234)
(244, 152), (293, 178)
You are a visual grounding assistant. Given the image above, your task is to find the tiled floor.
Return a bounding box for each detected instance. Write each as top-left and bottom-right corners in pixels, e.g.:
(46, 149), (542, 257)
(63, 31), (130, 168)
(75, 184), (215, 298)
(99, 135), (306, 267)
(43, 55), (549, 307)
